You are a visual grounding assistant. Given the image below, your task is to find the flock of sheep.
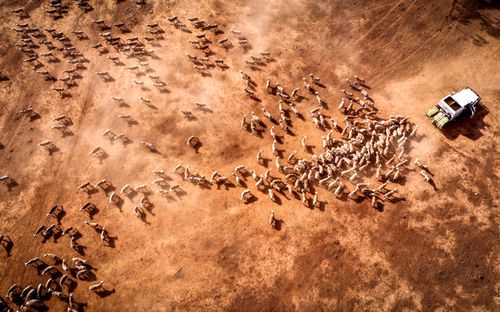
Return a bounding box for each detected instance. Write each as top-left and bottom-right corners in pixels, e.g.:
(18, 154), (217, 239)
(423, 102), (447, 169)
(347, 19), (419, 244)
(0, 1), (434, 311)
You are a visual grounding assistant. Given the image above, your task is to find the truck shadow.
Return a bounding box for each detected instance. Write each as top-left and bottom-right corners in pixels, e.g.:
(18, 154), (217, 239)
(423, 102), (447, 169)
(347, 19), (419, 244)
(441, 102), (489, 141)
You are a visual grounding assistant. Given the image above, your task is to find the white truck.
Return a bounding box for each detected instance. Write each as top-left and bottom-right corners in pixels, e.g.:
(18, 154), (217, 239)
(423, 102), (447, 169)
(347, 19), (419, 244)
(426, 87), (480, 129)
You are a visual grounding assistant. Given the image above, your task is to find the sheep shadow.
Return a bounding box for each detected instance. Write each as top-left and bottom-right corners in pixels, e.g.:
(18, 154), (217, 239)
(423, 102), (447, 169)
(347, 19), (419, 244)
(74, 244), (87, 256)
(272, 193), (283, 206)
(5, 180), (19, 191)
(85, 206), (99, 220)
(95, 288), (116, 298)
(94, 152), (109, 164)
(373, 201), (385, 212)
(104, 235), (117, 248)
(191, 141), (202, 153)
(273, 219), (284, 231)
(111, 198), (124, 212)
(259, 158), (271, 167)
(245, 195), (258, 204)
(1, 237), (14, 256)
(304, 145), (315, 154)
(196, 107), (213, 114)
(47, 146), (61, 156)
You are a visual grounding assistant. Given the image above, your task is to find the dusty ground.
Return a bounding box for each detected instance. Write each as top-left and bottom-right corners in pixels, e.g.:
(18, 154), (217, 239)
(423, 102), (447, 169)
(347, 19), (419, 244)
(0, 0), (499, 311)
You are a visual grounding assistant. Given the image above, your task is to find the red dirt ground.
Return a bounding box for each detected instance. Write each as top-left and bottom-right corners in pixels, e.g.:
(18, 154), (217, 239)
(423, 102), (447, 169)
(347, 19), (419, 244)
(0, 0), (499, 311)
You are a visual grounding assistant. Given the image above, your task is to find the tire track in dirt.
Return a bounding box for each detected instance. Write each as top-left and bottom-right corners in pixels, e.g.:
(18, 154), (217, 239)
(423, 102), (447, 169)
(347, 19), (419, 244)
(366, 0), (419, 43)
(343, 0), (402, 19)
(371, 22), (455, 83)
(349, 0), (407, 48)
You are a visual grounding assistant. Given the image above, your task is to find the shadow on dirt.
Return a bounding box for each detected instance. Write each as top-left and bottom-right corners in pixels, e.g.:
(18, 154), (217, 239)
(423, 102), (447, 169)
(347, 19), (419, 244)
(441, 102), (490, 140)
(446, 0), (500, 42)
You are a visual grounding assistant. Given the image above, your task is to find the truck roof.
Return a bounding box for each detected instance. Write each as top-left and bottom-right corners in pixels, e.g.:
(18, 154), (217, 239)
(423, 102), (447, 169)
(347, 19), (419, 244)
(451, 88), (479, 108)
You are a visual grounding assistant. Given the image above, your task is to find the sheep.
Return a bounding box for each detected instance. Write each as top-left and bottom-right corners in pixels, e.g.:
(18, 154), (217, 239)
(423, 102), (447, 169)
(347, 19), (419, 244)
(61, 227), (76, 237)
(141, 141), (157, 152)
(303, 78), (314, 93)
(240, 70), (250, 81)
(290, 88), (300, 100)
(268, 189), (276, 202)
(89, 146), (105, 158)
(240, 189), (252, 203)
(262, 108), (274, 122)
(347, 186), (359, 199)
(287, 151), (297, 163)
(309, 73), (321, 85)
(0, 175), (13, 186)
(275, 156), (283, 172)
(419, 169), (431, 183)
(384, 188), (398, 200)
(140, 96), (151, 104)
(156, 189), (171, 197)
(39, 140), (57, 152)
(314, 92), (323, 107)
(134, 184), (150, 193)
(100, 227), (110, 244)
(151, 178), (166, 187)
(256, 149), (264, 164)
(89, 281), (104, 292)
(354, 75), (366, 85)
(95, 179), (111, 191)
(187, 136), (200, 149)
(109, 192), (120, 206)
(111, 96), (126, 106)
(255, 176), (264, 189)
(209, 171), (219, 183)
(216, 176), (229, 185)
(46, 278), (58, 291)
(334, 182), (344, 197)
(234, 165), (245, 175)
(181, 110), (194, 118)
(41, 265), (58, 276)
(85, 220), (102, 231)
(414, 158), (428, 170)
(264, 168), (272, 181)
(301, 136), (308, 151)
(194, 102), (209, 110)
(312, 192), (319, 207)
(46, 204), (63, 220)
(241, 114), (250, 131)
(102, 129), (116, 141)
(301, 191), (308, 206)
(271, 141), (279, 156)
(139, 196), (151, 209)
(268, 210), (276, 228)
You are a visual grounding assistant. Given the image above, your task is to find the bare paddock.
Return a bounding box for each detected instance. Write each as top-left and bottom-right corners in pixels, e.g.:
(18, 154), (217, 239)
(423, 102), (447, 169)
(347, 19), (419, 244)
(0, 1), (499, 311)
